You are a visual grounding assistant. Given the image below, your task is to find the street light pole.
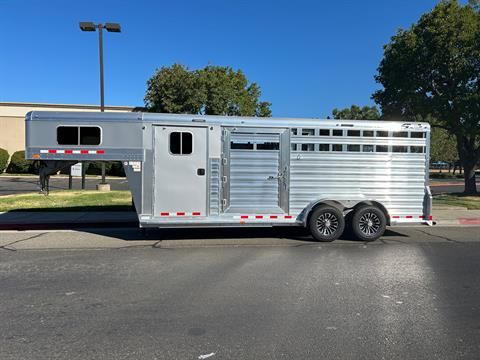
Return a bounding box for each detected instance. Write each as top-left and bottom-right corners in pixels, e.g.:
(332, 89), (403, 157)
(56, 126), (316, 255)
(79, 21), (121, 187)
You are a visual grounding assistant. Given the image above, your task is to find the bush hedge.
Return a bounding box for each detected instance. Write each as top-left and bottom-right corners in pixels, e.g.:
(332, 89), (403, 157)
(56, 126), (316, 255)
(0, 148), (9, 173)
(6, 150), (35, 174)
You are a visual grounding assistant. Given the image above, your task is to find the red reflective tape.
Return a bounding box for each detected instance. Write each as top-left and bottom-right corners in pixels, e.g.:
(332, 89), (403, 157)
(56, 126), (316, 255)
(160, 212), (169, 216)
(48, 149), (57, 154)
(270, 215), (278, 219)
(64, 150), (73, 154)
(240, 215), (249, 219)
(80, 150), (89, 154)
(428, 215), (433, 220)
(284, 215), (293, 219)
(392, 216), (400, 219)
(96, 150), (105, 154)
(255, 215), (263, 219)
(406, 215), (413, 219)
(176, 212), (185, 216)
(192, 212), (201, 216)
(419, 216), (424, 219)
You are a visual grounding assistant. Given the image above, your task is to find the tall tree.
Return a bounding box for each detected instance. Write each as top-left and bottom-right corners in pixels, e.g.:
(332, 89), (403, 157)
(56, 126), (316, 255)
(373, 0), (480, 194)
(145, 64), (271, 117)
(332, 105), (381, 120)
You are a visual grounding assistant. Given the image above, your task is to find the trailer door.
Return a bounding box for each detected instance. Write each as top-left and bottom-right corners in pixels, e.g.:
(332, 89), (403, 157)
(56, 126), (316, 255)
(153, 126), (207, 216)
(223, 127), (289, 214)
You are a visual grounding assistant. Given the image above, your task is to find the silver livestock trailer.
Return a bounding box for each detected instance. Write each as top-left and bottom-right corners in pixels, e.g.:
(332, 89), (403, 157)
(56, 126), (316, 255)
(25, 111), (432, 241)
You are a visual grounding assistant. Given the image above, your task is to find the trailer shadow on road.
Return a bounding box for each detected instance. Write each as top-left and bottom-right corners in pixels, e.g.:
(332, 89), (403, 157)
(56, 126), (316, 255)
(80, 226), (409, 245)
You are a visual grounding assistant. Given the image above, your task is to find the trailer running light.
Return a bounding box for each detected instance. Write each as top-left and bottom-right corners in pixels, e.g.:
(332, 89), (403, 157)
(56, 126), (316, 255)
(40, 149), (106, 155)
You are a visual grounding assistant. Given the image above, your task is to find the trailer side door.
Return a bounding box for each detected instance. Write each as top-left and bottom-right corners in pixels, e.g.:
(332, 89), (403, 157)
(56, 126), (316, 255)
(153, 126), (208, 217)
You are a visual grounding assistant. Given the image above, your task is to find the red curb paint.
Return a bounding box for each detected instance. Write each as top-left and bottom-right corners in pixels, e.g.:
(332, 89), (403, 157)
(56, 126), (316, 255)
(459, 218), (480, 225)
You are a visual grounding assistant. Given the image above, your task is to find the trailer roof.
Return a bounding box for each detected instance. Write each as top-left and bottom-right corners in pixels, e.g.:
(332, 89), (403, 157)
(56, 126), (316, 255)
(27, 111), (431, 130)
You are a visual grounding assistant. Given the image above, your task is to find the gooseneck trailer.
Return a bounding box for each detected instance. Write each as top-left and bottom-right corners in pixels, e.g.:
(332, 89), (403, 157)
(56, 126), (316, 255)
(25, 111), (432, 241)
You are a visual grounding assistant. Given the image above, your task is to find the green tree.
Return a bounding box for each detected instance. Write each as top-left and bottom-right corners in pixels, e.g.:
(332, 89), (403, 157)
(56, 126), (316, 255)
(145, 64), (271, 117)
(373, 0), (480, 194)
(430, 127), (458, 164)
(332, 105), (381, 120)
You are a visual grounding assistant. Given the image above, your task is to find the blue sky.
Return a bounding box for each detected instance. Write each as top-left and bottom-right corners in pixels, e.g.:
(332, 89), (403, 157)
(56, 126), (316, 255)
(0, 0), (457, 118)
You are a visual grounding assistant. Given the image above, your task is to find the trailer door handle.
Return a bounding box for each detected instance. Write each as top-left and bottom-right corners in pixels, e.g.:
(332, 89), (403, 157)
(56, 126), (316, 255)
(197, 168), (205, 176)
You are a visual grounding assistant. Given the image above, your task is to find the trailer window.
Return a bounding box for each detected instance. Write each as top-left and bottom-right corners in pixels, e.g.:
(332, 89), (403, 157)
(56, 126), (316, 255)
(376, 131), (388, 137)
(332, 144), (343, 151)
(80, 127), (101, 145)
(57, 126), (79, 145)
(347, 130), (360, 137)
(231, 142), (254, 150)
(363, 130), (374, 137)
(376, 145), (388, 152)
(257, 142), (279, 150)
(320, 129), (330, 136)
(319, 144), (330, 151)
(347, 144), (360, 152)
(362, 145), (374, 152)
(333, 130), (343, 136)
(170, 132), (193, 155)
(410, 146), (424, 153)
(291, 128), (298, 135)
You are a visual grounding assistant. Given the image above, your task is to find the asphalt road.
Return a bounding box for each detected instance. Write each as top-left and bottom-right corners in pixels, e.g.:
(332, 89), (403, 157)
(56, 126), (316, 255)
(0, 176), (129, 195)
(1, 226), (479, 359)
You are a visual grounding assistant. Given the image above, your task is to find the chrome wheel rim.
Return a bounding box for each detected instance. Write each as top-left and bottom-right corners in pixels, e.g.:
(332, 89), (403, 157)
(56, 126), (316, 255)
(316, 212), (339, 236)
(359, 212), (381, 236)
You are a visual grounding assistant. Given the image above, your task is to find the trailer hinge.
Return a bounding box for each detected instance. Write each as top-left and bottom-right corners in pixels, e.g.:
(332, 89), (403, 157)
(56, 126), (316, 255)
(222, 158), (228, 166)
(222, 199), (227, 207)
(222, 176), (228, 183)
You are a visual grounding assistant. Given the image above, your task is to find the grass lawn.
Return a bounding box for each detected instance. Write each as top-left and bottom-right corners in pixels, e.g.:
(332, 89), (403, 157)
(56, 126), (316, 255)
(0, 190), (132, 212)
(433, 194), (480, 210)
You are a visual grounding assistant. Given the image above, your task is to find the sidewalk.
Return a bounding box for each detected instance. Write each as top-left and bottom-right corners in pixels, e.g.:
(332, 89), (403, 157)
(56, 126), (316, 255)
(1, 207), (479, 230)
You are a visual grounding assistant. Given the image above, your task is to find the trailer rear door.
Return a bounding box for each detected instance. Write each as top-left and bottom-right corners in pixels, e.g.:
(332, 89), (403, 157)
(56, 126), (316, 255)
(153, 126), (208, 216)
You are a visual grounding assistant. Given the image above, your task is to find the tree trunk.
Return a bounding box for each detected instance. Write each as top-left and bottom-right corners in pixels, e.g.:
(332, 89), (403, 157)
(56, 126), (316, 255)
(456, 134), (478, 195)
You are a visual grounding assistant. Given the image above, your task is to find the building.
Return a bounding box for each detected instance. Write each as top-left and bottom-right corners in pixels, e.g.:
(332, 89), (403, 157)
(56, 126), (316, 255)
(0, 102), (134, 157)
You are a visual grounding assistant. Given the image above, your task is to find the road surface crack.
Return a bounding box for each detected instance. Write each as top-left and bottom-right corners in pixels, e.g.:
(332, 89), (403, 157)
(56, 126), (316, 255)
(413, 228), (462, 243)
(0, 233), (47, 251)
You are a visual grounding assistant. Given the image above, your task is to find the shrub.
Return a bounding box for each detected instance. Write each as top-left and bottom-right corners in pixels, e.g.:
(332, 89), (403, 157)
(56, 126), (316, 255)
(85, 161), (113, 175)
(6, 150), (35, 174)
(108, 162), (125, 177)
(0, 148), (9, 173)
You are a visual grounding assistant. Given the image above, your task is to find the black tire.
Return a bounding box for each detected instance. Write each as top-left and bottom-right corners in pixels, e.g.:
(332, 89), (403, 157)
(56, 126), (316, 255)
(351, 206), (386, 242)
(308, 205), (345, 242)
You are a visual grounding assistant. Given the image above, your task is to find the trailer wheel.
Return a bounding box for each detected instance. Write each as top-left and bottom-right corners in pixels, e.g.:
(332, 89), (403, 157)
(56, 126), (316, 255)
(308, 205), (345, 242)
(351, 206), (386, 242)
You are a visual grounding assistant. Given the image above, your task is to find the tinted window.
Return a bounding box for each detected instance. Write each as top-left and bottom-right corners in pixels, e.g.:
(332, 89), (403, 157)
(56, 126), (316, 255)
(257, 142), (280, 150)
(363, 130), (374, 137)
(347, 144), (360, 152)
(182, 132), (192, 154)
(319, 144), (330, 151)
(333, 130), (343, 136)
(170, 132), (181, 154)
(231, 142), (253, 150)
(291, 128), (298, 135)
(332, 144), (343, 151)
(80, 127), (101, 145)
(347, 130), (360, 137)
(319, 129), (330, 136)
(57, 127), (78, 145)
(376, 131), (388, 137)
(376, 145), (388, 152)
